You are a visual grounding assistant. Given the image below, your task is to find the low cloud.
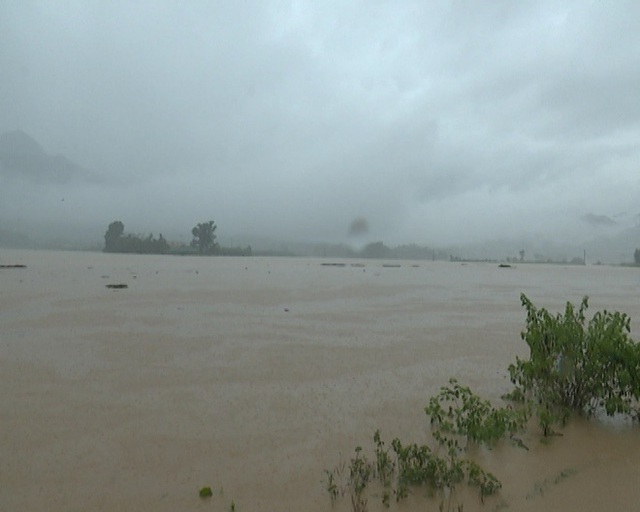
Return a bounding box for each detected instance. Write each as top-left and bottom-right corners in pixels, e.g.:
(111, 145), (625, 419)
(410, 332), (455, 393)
(581, 213), (616, 227)
(1, 1), (639, 249)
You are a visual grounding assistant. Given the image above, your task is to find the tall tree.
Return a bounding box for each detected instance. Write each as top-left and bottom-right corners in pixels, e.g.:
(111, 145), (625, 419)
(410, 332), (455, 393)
(191, 221), (218, 254)
(104, 221), (124, 252)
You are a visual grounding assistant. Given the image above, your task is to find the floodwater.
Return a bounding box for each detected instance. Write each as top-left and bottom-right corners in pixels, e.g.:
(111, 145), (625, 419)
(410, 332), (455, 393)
(1, 249), (639, 511)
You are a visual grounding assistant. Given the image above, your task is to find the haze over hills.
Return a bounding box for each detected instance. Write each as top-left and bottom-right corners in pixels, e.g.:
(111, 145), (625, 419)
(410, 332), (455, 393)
(0, 129), (638, 264)
(0, 130), (109, 249)
(2, 2), (640, 265)
(0, 130), (103, 184)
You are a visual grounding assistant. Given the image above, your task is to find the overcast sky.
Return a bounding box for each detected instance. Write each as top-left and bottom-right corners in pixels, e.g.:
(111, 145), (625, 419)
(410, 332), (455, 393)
(1, 1), (639, 247)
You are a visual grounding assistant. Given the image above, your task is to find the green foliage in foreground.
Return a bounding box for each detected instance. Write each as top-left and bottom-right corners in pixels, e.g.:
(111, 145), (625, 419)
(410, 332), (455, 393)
(326, 295), (640, 511)
(326, 424), (505, 511)
(326, 382), (520, 510)
(509, 293), (640, 434)
(426, 379), (529, 447)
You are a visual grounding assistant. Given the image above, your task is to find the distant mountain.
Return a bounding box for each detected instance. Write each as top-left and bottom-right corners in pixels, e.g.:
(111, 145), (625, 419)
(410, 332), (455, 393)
(582, 223), (640, 264)
(0, 130), (102, 184)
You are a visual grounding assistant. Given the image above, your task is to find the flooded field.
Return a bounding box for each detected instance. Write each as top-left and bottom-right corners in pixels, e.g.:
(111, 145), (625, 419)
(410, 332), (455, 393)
(2, 249), (640, 511)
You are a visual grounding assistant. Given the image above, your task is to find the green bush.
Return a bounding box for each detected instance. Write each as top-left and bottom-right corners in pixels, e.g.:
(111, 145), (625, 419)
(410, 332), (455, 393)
(425, 379), (529, 447)
(198, 486), (213, 498)
(509, 294), (640, 434)
(325, 294), (640, 510)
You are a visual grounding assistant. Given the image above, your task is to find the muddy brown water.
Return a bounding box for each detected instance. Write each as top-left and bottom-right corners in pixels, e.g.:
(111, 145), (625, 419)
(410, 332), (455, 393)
(1, 249), (640, 511)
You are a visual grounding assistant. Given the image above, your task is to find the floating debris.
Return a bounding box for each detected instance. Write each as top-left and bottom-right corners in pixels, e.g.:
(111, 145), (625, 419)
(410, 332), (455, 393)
(106, 283), (128, 289)
(199, 486), (213, 498)
(321, 263), (346, 267)
(0, 264), (26, 268)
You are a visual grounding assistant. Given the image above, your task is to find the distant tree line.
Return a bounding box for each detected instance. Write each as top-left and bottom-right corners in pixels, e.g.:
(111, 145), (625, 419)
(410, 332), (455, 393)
(103, 220), (251, 256)
(104, 221), (169, 254)
(309, 241), (447, 260)
(359, 241), (448, 260)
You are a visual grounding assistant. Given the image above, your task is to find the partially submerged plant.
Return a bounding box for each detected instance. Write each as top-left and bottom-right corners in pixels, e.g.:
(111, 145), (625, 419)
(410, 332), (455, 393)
(324, 464), (343, 501)
(391, 435), (466, 508)
(466, 460), (501, 503)
(349, 446), (374, 512)
(509, 294), (640, 434)
(325, 428), (503, 511)
(198, 486), (213, 498)
(425, 378), (529, 447)
(325, 294), (640, 509)
(324, 447), (375, 512)
(326, 384), (519, 508)
(374, 429), (395, 487)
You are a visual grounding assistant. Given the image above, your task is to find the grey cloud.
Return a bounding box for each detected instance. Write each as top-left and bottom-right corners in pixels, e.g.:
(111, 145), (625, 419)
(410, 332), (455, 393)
(581, 213), (616, 227)
(1, 1), (639, 248)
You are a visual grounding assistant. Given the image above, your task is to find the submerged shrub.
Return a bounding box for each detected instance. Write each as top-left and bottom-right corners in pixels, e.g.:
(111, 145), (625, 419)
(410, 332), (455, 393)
(325, 294), (640, 510)
(425, 378), (529, 447)
(198, 486), (213, 498)
(509, 294), (640, 433)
